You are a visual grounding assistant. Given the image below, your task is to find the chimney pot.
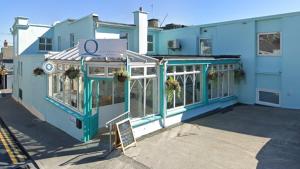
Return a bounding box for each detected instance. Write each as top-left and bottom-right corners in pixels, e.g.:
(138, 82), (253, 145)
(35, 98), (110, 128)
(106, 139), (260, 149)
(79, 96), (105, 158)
(4, 40), (8, 47)
(139, 7), (143, 12)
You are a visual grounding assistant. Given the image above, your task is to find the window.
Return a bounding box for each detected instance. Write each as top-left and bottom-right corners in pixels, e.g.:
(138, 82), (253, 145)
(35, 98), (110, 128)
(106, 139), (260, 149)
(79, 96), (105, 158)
(257, 89), (280, 106)
(39, 37), (52, 51)
(48, 64), (84, 112)
(208, 64), (235, 100)
(200, 39), (212, 55)
(130, 66), (158, 119)
(57, 36), (61, 51)
(70, 33), (75, 47)
(120, 32), (128, 49)
(258, 32), (281, 56)
(147, 35), (154, 52)
(167, 65), (203, 110)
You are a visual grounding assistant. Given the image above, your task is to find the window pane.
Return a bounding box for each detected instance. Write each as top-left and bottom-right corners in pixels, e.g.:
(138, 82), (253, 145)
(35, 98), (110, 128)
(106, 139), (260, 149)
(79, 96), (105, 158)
(175, 75), (184, 107)
(47, 38), (52, 44)
(46, 45), (52, 51)
(167, 66), (175, 73)
(130, 79), (144, 118)
(200, 39), (212, 55)
(108, 67), (120, 76)
(223, 69), (229, 97)
(147, 35), (153, 42)
(194, 73), (202, 102)
(39, 37), (45, 43)
(186, 66), (193, 72)
(147, 43), (153, 52)
(114, 80), (124, 104)
(99, 80), (113, 106)
(64, 77), (71, 105)
(259, 33), (280, 55)
(145, 78), (158, 116)
(195, 65), (201, 71)
(92, 81), (98, 109)
(53, 73), (64, 101)
(185, 75), (193, 105)
(176, 66), (184, 73)
(147, 67), (156, 75)
(131, 67), (144, 76)
(39, 44), (45, 50)
(89, 67), (105, 76)
(70, 79), (78, 108)
(167, 75), (174, 109)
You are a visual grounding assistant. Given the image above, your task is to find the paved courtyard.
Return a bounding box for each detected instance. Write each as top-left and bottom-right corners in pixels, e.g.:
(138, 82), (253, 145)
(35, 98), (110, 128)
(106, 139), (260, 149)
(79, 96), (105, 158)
(1, 96), (300, 169)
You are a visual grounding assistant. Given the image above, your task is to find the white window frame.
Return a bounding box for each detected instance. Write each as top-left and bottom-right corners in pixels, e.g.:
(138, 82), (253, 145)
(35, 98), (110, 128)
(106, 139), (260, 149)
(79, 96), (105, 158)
(130, 65), (159, 121)
(48, 63), (84, 114)
(39, 37), (52, 51)
(257, 32), (281, 57)
(70, 33), (75, 48)
(147, 34), (154, 53)
(199, 38), (212, 55)
(208, 64), (235, 100)
(167, 65), (202, 110)
(87, 63), (124, 78)
(256, 88), (280, 107)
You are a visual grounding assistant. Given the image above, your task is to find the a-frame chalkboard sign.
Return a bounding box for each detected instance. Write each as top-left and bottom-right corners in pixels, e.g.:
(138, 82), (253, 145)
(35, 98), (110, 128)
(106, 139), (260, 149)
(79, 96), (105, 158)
(115, 119), (136, 153)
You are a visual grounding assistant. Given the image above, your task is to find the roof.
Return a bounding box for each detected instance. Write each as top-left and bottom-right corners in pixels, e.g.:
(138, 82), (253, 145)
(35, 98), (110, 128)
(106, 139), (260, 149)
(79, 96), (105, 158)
(97, 20), (136, 28)
(45, 46), (158, 63)
(152, 55), (240, 61)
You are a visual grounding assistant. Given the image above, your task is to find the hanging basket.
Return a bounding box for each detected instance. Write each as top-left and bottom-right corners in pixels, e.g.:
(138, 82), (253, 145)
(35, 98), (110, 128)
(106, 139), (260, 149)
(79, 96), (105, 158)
(0, 66), (8, 76)
(33, 67), (45, 76)
(64, 67), (80, 79)
(234, 69), (245, 81)
(166, 76), (181, 103)
(208, 70), (218, 81)
(114, 67), (129, 82)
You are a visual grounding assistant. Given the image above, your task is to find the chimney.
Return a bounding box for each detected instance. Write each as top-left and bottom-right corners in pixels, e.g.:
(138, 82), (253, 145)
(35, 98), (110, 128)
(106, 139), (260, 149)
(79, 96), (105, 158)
(4, 40), (8, 47)
(133, 8), (148, 54)
(148, 19), (159, 28)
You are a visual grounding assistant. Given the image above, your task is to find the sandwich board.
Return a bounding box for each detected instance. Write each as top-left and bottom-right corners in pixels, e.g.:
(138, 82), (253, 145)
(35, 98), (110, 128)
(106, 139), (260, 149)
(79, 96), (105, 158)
(115, 119), (136, 153)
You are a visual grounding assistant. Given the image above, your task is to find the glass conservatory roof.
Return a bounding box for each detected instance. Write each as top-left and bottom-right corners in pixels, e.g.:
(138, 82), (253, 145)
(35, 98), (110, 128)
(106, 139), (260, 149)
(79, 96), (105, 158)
(45, 46), (158, 63)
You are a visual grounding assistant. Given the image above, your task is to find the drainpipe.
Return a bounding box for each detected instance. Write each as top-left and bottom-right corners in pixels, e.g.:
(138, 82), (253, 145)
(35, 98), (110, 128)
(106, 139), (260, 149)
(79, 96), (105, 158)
(159, 59), (168, 127)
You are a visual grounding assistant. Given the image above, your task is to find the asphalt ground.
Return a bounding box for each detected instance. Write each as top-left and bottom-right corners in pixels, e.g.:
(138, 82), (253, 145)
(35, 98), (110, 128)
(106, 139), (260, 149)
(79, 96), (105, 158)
(0, 117), (38, 169)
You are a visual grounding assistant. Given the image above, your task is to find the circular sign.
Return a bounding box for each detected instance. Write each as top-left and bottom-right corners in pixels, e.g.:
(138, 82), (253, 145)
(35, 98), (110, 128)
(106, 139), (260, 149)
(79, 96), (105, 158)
(42, 61), (56, 74)
(84, 40), (98, 55)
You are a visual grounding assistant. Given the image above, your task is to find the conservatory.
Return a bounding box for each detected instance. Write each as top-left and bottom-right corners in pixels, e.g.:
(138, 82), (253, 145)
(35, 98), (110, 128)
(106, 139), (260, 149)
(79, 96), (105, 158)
(44, 39), (241, 142)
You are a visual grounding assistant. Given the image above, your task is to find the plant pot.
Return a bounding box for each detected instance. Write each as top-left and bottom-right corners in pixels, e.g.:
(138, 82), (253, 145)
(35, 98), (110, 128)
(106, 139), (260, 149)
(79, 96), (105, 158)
(117, 76), (127, 82)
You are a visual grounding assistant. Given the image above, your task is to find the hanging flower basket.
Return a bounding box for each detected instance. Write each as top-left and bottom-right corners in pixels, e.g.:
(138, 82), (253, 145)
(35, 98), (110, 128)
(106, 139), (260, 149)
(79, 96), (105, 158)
(64, 67), (80, 79)
(166, 76), (181, 103)
(33, 67), (45, 76)
(0, 66), (7, 76)
(234, 63), (246, 82)
(208, 69), (218, 81)
(234, 69), (245, 81)
(114, 67), (129, 82)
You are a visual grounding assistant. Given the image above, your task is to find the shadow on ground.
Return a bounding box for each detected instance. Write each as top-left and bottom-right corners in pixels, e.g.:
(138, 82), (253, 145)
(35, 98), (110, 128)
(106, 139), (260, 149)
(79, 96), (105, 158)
(0, 96), (121, 168)
(185, 104), (300, 169)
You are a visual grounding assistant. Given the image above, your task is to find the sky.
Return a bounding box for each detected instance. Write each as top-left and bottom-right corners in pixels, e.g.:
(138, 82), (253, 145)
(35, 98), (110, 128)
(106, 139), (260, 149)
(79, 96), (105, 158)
(1, 0), (300, 46)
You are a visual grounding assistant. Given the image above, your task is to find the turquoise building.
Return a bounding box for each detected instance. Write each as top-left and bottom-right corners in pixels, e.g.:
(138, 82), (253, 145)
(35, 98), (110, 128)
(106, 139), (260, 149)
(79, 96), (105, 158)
(10, 9), (300, 141)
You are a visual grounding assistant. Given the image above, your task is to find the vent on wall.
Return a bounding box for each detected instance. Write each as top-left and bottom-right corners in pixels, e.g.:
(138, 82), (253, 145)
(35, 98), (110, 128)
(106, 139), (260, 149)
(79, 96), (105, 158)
(256, 89), (280, 107)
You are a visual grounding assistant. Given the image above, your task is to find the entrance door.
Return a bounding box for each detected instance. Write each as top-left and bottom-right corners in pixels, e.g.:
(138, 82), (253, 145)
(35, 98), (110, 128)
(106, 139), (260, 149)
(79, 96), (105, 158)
(91, 79), (125, 128)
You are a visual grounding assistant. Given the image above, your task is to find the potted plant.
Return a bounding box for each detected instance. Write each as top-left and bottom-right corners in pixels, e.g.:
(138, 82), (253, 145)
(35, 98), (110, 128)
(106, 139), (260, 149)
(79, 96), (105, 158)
(114, 66), (129, 82)
(33, 67), (45, 76)
(208, 68), (218, 81)
(234, 64), (245, 81)
(64, 67), (80, 79)
(166, 76), (181, 103)
(0, 66), (7, 76)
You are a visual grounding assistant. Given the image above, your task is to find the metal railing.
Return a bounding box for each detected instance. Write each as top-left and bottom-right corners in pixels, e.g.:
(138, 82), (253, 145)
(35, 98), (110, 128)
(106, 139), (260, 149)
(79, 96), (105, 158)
(105, 111), (130, 152)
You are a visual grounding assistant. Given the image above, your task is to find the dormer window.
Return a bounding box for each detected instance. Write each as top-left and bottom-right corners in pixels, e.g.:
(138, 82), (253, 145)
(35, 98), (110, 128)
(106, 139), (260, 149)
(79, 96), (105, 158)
(39, 37), (52, 51)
